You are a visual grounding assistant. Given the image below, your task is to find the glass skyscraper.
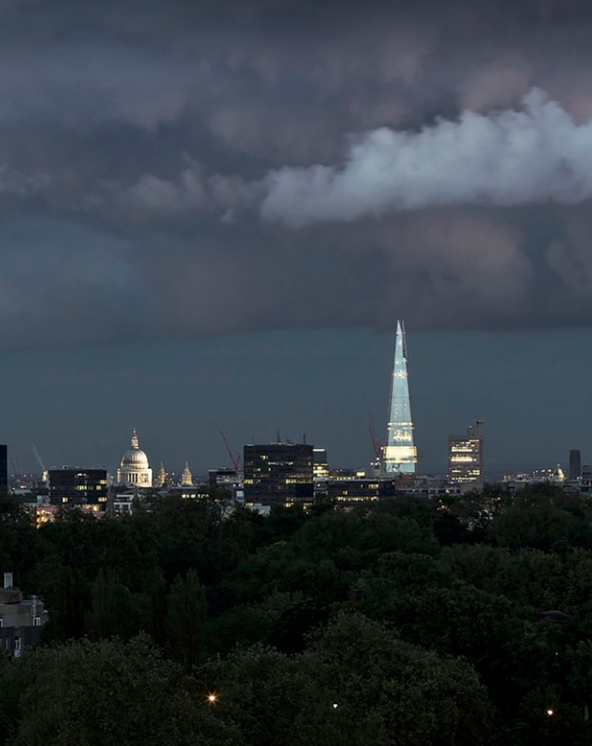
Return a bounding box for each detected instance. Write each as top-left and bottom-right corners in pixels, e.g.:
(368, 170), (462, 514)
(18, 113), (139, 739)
(383, 321), (417, 474)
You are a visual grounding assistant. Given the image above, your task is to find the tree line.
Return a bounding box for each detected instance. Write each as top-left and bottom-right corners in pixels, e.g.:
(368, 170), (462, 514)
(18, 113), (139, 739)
(1, 483), (592, 744)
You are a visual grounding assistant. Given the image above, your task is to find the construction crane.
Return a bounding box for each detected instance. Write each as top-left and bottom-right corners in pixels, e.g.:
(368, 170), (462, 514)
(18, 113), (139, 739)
(9, 458), (24, 487)
(30, 443), (48, 483)
(219, 431), (241, 473)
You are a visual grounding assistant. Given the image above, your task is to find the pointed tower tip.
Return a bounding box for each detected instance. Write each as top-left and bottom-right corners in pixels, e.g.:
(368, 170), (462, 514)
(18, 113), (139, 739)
(131, 428), (139, 449)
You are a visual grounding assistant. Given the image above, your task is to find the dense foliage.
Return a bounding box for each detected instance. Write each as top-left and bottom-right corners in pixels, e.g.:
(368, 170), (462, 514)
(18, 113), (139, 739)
(1, 483), (592, 744)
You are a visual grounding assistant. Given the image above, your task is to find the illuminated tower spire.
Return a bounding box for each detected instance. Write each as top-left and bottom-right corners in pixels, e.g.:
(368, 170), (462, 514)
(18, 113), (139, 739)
(181, 462), (193, 487)
(383, 320), (417, 474)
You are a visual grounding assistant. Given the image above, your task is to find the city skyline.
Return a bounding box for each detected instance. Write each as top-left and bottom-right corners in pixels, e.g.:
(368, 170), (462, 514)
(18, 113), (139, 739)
(1, 326), (590, 479)
(1, 1), (592, 478)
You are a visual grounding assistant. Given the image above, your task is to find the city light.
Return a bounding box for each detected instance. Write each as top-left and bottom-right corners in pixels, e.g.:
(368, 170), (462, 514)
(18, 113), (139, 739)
(546, 709), (554, 716)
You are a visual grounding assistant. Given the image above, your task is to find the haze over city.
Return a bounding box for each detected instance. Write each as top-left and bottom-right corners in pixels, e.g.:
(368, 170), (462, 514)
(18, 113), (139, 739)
(1, 0), (591, 474)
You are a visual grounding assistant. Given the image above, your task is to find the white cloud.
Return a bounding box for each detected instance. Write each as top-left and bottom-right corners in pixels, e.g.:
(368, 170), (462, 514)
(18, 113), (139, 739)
(260, 90), (592, 226)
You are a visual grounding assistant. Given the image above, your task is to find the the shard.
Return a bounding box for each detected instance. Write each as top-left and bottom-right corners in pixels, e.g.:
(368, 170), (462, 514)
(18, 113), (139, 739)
(383, 320), (417, 474)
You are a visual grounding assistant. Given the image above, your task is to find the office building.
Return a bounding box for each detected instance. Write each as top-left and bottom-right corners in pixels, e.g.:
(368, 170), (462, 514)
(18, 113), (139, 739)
(0, 445), (6, 488)
(48, 467), (108, 509)
(383, 320), (417, 474)
(327, 477), (398, 505)
(313, 448), (329, 480)
(448, 421), (484, 484)
(243, 443), (314, 506)
(569, 450), (582, 481)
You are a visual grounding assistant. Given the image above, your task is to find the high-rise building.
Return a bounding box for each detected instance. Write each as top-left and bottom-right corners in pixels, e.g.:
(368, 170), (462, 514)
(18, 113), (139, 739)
(313, 448), (329, 480)
(0, 445), (6, 488)
(569, 450), (582, 481)
(383, 321), (417, 474)
(243, 443), (314, 506)
(48, 467), (108, 509)
(448, 421), (484, 484)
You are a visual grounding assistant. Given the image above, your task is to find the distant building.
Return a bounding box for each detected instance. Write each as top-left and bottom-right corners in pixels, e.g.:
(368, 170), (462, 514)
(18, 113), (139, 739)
(209, 467), (240, 488)
(116, 428), (153, 488)
(48, 467), (108, 510)
(383, 321), (418, 474)
(155, 462), (167, 488)
(181, 462), (193, 487)
(243, 443), (314, 506)
(448, 421), (484, 484)
(569, 450), (582, 481)
(0, 444), (6, 488)
(0, 573), (48, 657)
(313, 448), (329, 480)
(580, 465), (592, 494)
(327, 477), (398, 504)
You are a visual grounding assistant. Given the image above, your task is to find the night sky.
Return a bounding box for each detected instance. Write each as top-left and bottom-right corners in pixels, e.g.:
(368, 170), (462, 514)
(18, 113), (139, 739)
(1, 0), (591, 476)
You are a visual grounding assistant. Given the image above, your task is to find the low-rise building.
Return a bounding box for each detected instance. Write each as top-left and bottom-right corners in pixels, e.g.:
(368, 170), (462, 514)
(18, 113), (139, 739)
(0, 573), (48, 657)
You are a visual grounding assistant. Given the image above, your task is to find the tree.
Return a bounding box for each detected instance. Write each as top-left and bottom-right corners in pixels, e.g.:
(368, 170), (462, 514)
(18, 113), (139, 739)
(298, 612), (493, 746)
(166, 570), (207, 668)
(84, 569), (139, 641)
(199, 613), (493, 746)
(0, 635), (235, 746)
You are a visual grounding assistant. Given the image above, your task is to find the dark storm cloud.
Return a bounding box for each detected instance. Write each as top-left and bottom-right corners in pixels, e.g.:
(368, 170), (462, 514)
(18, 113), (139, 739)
(2, 0), (592, 348)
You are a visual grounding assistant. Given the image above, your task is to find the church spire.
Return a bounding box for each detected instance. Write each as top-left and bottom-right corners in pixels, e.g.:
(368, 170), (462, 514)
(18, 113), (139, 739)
(131, 428), (139, 449)
(181, 461), (193, 487)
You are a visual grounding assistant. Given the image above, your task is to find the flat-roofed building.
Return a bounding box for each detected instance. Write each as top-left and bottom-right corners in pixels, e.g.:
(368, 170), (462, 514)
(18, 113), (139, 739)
(243, 443), (314, 506)
(327, 477), (398, 505)
(48, 467), (108, 510)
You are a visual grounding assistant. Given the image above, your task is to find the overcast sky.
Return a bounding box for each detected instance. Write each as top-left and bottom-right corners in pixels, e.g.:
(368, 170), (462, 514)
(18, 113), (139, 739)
(1, 0), (592, 476)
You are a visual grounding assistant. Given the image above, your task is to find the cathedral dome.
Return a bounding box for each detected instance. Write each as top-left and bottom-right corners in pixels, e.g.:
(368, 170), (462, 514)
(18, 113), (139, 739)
(120, 447), (149, 468)
(117, 428), (153, 488)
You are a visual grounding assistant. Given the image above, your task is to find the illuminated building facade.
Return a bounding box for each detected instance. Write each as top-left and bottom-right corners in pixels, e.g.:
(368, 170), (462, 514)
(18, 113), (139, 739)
(116, 429), (153, 487)
(327, 477), (398, 505)
(448, 421), (484, 484)
(383, 321), (417, 474)
(313, 448), (329, 480)
(181, 462), (193, 487)
(243, 443), (314, 506)
(48, 467), (108, 509)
